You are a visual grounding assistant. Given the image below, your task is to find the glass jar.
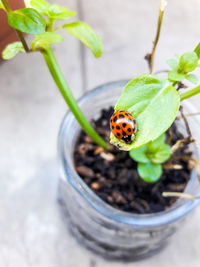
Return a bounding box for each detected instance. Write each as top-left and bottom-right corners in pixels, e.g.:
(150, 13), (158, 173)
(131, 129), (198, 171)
(58, 81), (200, 260)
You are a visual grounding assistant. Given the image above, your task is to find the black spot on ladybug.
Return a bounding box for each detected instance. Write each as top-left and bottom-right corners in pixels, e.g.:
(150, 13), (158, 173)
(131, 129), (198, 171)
(122, 123), (127, 128)
(110, 118), (112, 122)
(113, 116), (117, 122)
(127, 128), (132, 132)
(134, 119), (136, 124)
(125, 113), (129, 116)
(116, 125), (120, 130)
(112, 126), (114, 129)
(119, 110), (125, 113)
(119, 114), (125, 119)
(117, 132), (121, 137)
(122, 130), (127, 136)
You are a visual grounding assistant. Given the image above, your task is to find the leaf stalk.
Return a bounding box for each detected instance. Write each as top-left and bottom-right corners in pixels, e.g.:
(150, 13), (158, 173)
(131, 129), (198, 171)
(42, 46), (109, 150)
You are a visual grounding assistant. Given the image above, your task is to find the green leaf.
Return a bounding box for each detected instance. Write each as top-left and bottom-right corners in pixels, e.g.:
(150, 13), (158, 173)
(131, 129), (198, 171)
(111, 75), (180, 150)
(63, 21), (103, 58)
(0, 1), (5, 10)
(138, 162), (162, 183)
(168, 70), (185, 82)
(147, 142), (171, 164)
(32, 32), (64, 50)
(129, 145), (149, 163)
(48, 4), (76, 20)
(179, 52), (198, 73)
(167, 59), (178, 69)
(7, 8), (46, 34)
(2, 42), (25, 59)
(130, 134), (171, 165)
(194, 43), (200, 59)
(185, 73), (198, 84)
(25, 0), (50, 16)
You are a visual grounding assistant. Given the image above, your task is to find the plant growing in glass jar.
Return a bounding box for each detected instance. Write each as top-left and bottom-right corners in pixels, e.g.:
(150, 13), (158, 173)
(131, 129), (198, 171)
(1, 0), (200, 261)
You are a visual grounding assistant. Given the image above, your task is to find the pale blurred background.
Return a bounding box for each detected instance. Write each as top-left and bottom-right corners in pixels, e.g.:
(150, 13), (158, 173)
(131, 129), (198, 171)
(0, 0), (200, 266)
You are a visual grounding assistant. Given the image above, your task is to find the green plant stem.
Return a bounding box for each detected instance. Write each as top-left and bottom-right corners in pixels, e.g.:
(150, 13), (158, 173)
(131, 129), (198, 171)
(149, 0), (167, 74)
(180, 85), (200, 101)
(42, 46), (109, 150)
(1, 0), (29, 52)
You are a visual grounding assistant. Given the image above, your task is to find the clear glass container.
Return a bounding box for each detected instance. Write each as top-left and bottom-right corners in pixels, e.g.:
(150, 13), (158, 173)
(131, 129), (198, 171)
(58, 81), (200, 260)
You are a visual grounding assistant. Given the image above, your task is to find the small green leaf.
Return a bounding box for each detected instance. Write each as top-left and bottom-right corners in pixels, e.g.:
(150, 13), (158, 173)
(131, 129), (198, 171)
(168, 70), (185, 82)
(32, 32), (64, 49)
(111, 75), (180, 150)
(0, 1), (5, 10)
(129, 145), (149, 163)
(185, 73), (198, 84)
(63, 21), (103, 58)
(25, 0), (50, 16)
(179, 52), (198, 73)
(2, 42), (25, 59)
(194, 43), (200, 59)
(167, 59), (178, 69)
(48, 4), (76, 20)
(138, 162), (162, 183)
(8, 8), (46, 34)
(147, 143), (171, 164)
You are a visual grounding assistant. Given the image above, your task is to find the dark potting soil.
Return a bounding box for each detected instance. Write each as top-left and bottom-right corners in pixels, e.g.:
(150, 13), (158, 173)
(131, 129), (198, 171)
(74, 107), (192, 214)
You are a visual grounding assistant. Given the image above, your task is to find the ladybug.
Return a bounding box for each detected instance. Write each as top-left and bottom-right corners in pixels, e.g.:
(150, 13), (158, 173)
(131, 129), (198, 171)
(110, 110), (137, 144)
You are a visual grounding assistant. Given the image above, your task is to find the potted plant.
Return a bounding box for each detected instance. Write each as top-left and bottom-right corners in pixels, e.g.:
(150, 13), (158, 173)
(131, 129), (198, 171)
(1, 0), (200, 261)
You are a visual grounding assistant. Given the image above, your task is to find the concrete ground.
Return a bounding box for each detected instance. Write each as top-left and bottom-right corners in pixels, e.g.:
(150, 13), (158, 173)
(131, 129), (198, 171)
(0, 0), (200, 266)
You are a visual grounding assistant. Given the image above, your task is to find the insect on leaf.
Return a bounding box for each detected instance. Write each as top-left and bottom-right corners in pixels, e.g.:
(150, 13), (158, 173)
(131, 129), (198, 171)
(110, 74), (180, 150)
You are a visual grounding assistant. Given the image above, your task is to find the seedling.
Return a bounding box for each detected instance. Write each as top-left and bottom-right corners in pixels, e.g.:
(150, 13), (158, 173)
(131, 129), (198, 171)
(110, 0), (200, 183)
(1, 0), (109, 150)
(1, 0), (200, 185)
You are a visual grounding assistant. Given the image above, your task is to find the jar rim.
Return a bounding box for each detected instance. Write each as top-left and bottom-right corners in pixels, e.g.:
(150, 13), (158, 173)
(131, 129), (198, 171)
(58, 80), (200, 228)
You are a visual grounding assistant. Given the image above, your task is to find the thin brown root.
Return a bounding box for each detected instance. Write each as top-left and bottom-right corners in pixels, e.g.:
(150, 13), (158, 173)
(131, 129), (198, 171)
(162, 192), (199, 199)
(166, 127), (173, 144)
(176, 112), (200, 120)
(163, 163), (183, 170)
(171, 137), (195, 154)
(173, 156), (200, 181)
(180, 105), (191, 136)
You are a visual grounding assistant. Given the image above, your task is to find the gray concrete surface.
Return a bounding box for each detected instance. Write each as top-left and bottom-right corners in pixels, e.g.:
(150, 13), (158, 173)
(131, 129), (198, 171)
(0, 0), (200, 266)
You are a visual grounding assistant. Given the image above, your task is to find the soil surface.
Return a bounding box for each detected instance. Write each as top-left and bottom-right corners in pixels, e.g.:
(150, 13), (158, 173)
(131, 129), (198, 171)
(74, 107), (192, 214)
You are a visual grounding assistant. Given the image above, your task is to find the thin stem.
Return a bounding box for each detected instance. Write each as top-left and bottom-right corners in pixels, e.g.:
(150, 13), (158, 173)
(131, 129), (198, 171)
(16, 30), (29, 52)
(1, 0), (29, 52)
(180, 85), (200, 101)
(149, 0), (167, 74)
(42, 47), (109, 150)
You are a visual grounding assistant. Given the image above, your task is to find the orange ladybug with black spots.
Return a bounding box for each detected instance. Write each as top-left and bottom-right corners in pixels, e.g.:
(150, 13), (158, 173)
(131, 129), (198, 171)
(110, 110), (137, 144)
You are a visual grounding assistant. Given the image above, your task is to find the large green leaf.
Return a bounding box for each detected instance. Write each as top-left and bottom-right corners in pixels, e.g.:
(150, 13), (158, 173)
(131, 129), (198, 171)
(32, 32), (64, 50)
(111, 74), (180, 150)
(48, 4), (76, 20)
(8, 8), (46, 34)
(63, 21), (103, 58)
(25, 0), (50, 16)
(2, 42), (25, 59)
